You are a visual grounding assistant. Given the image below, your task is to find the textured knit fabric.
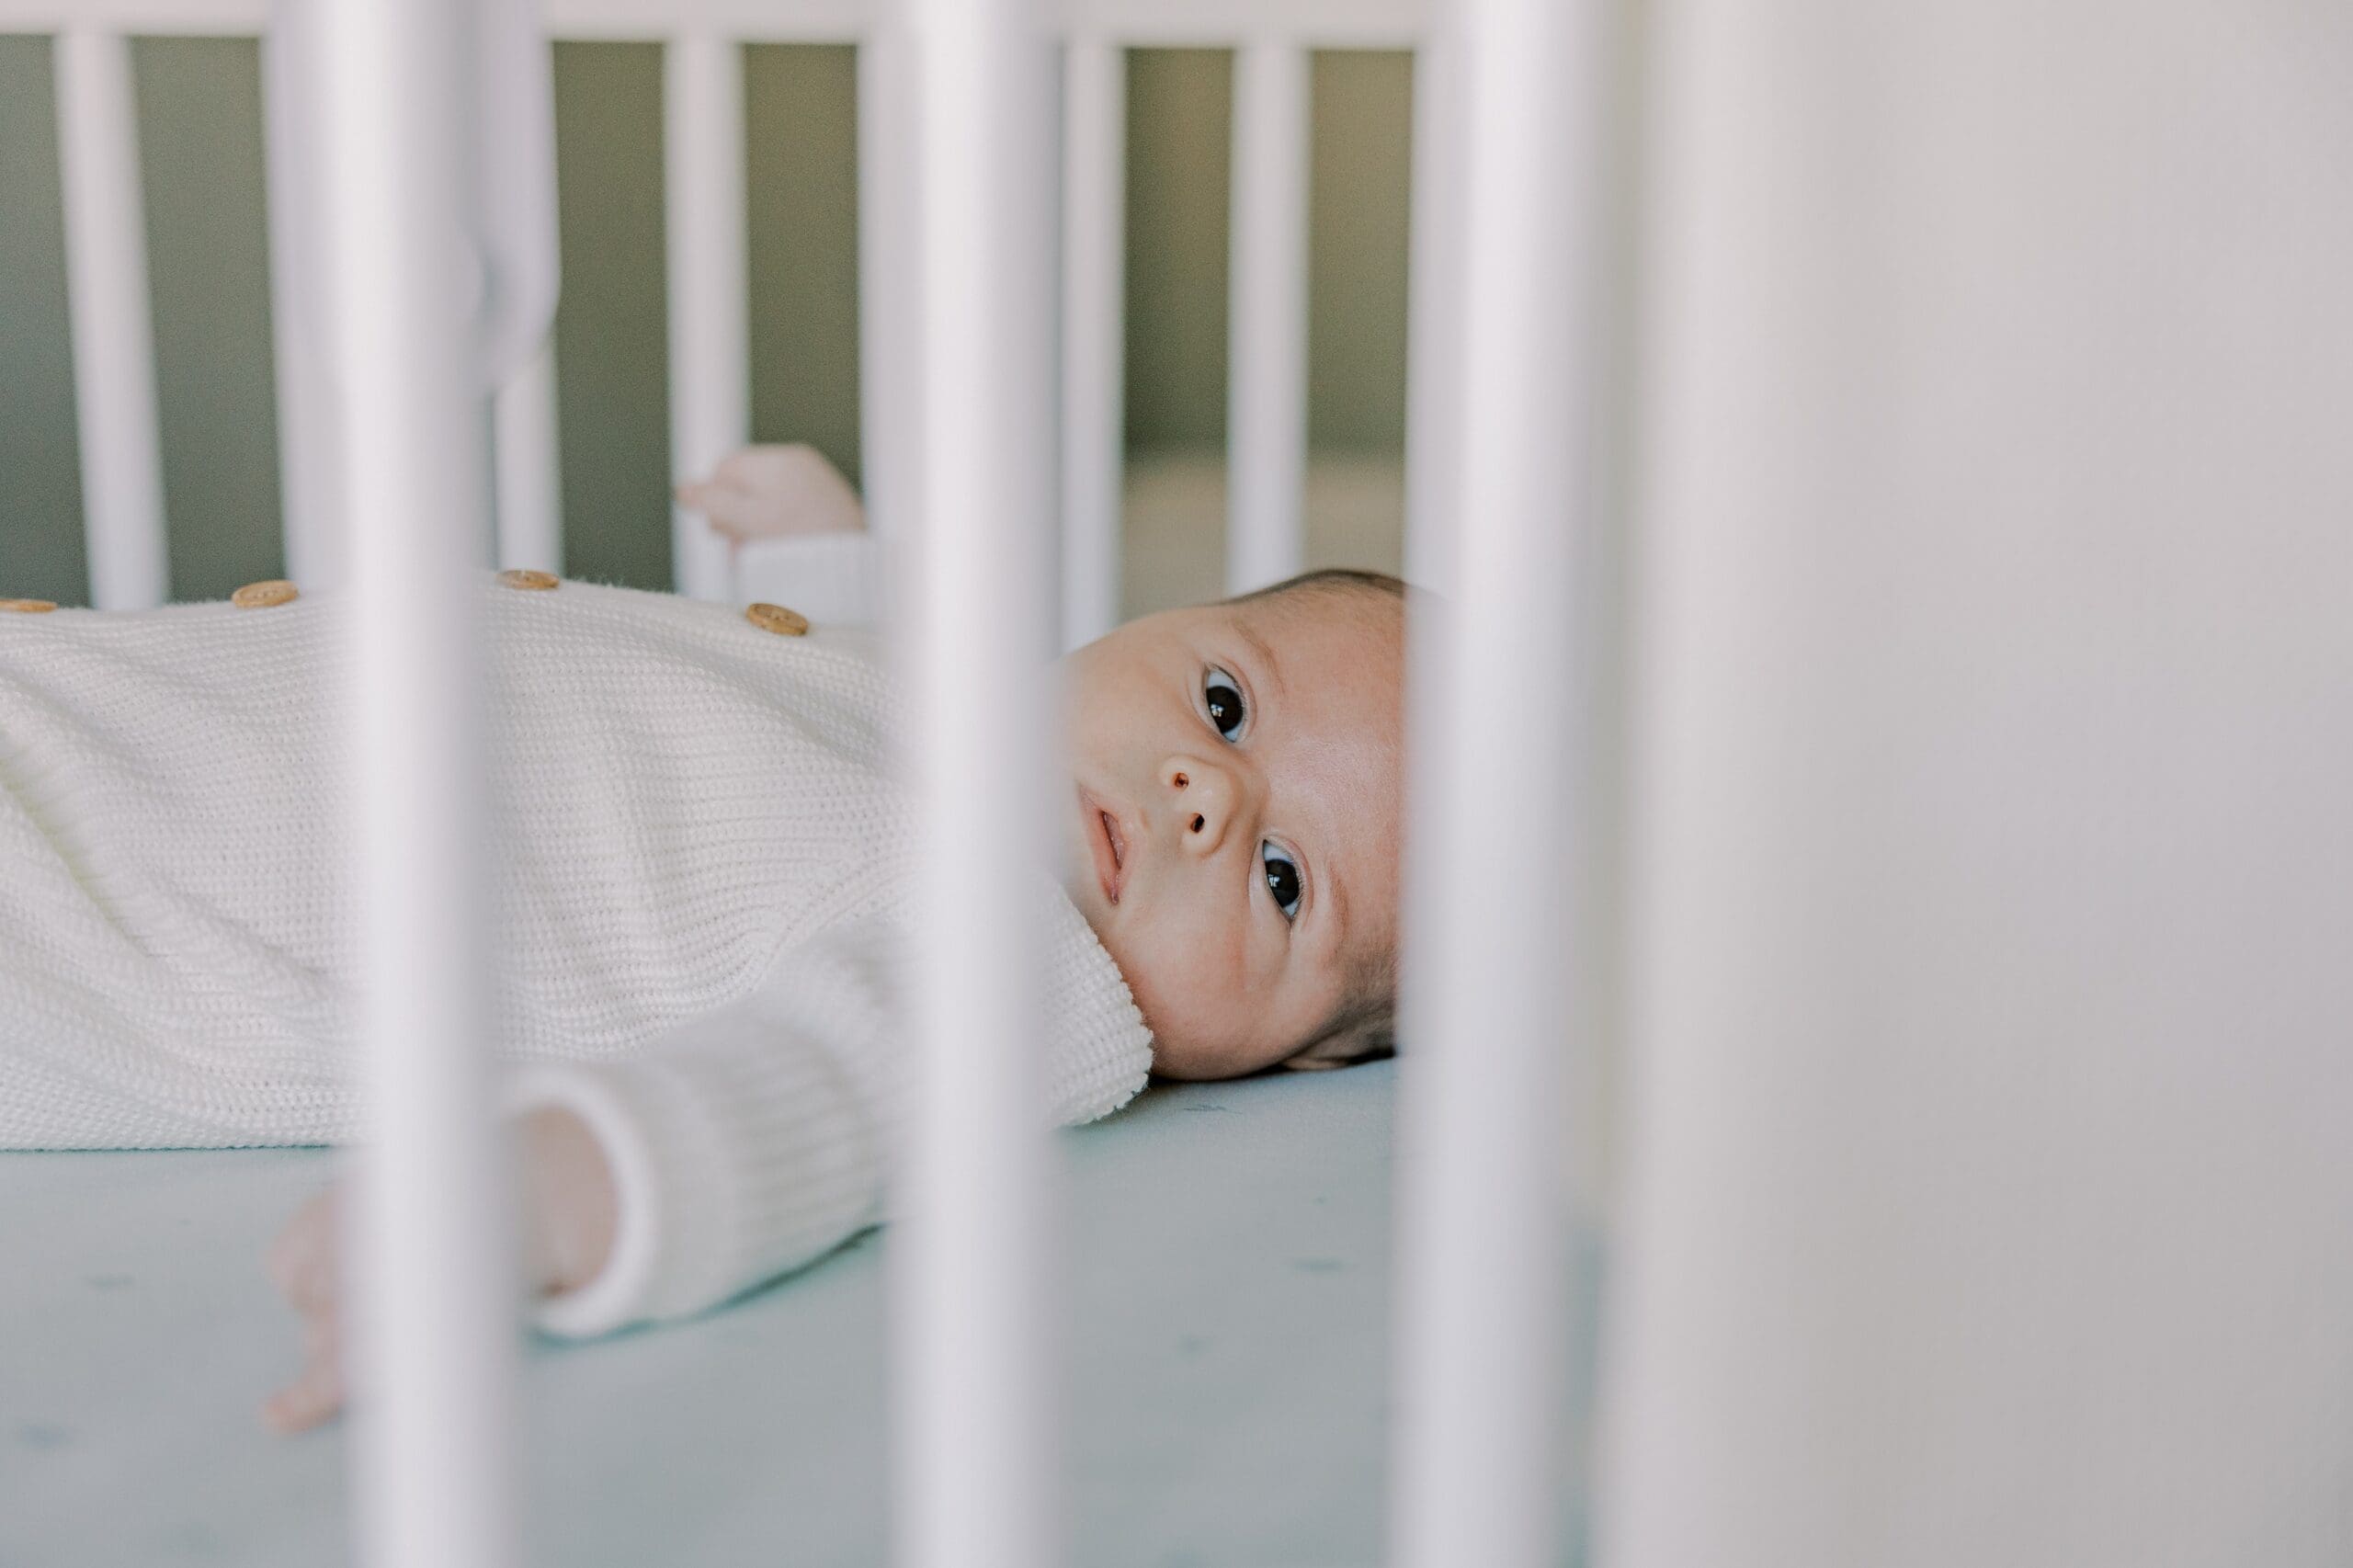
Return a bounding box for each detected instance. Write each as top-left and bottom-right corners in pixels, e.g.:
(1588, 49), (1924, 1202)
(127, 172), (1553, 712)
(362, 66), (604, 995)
(0, 577), (1153, 1334)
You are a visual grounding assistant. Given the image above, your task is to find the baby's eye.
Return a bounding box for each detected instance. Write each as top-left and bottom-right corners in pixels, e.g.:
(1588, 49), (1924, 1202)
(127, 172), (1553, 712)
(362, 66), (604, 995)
(1204, 666), (1247, 741)
(1261, 841), (1302, 921)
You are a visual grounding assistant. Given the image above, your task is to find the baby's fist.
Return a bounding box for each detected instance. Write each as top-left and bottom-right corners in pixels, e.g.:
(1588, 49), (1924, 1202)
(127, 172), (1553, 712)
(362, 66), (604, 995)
(677, 443), (865, 542)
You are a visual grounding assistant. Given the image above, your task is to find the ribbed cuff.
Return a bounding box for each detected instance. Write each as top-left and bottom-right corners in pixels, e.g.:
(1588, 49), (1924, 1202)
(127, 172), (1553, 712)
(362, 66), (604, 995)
(503, 1020), (887, 1338)
(504, 1065), (665, 1339)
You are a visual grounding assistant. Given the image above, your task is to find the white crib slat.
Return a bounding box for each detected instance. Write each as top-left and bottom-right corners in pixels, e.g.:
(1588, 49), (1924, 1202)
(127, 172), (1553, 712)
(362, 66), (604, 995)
(1390, 0), (1605, 1564)
(494, 342), (564, 573)
(665, 30), (748, 602)
(262, 5), (344, 591)
(1059, 37), (1125, 648)
(1400, 30), (1462, 598)
(1223, 38), (1308, 596)
(310, 0), (520, 1562)
(55, 28), (170, 610)
(857, 19), (919, 619)
(897, 0), (1062, 1564)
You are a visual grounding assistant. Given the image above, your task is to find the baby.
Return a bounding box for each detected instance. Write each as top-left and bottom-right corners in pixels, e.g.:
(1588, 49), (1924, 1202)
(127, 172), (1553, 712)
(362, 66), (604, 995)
(0, 446), (1405, 1431)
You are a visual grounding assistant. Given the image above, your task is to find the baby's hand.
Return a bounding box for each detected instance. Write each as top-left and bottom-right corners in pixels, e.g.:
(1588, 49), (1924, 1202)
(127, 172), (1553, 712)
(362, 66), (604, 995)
(677, 443), (866, 543)
(261, 1180), (350, 1434)
(261, 1107), (618, 1434)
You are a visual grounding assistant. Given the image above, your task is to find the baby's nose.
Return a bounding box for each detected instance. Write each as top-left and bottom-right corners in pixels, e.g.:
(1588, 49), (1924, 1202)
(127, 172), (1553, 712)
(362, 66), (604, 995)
(1164, 757), (1237, 856)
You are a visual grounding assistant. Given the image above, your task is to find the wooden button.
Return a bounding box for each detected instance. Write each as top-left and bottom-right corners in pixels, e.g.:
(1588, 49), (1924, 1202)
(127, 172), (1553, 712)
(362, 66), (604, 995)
(0, 597), (58, 614)
(745, 602), (810, 637)
(498, 568), (560, 591)
(231, 579), (299, 608)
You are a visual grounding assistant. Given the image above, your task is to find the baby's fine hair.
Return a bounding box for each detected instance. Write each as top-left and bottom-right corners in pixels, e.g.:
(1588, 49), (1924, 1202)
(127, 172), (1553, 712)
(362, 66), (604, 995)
(1229, 566), (1409, 612)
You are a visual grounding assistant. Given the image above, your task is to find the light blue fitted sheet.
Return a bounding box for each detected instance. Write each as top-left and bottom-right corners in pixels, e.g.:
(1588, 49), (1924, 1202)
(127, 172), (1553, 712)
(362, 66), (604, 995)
(2, 1064), (1402, 1567)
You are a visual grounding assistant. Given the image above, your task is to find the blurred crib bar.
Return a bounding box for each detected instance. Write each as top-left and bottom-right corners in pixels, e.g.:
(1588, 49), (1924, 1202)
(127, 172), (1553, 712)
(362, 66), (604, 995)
(897, 1), (1062, 1565)
(1390, 0), (1602, 1562)
(306, 0), (530, 1565)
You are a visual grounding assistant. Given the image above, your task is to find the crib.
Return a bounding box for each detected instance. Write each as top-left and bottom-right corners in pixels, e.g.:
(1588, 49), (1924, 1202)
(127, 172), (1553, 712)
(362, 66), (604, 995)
(13, 0), (2353, 1564)
(0, 0), (1595, 1564)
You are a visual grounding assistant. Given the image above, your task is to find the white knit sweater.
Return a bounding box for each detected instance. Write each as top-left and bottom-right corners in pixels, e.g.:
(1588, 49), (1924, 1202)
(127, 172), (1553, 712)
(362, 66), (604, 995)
(0, 576), (1152, 1335)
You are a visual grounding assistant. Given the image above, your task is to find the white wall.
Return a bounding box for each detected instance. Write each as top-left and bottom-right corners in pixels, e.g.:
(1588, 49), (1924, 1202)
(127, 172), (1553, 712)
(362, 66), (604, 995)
(1602, 3), (2353, 1564)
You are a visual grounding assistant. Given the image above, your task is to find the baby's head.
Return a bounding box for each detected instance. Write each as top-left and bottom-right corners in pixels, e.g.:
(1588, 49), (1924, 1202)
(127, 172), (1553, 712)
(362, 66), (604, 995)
(1059, 569), (1406, 1080)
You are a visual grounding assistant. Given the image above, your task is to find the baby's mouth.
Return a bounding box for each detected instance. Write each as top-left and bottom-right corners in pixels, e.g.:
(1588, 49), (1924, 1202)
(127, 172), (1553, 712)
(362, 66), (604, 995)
(1079, 788), (1127, 905)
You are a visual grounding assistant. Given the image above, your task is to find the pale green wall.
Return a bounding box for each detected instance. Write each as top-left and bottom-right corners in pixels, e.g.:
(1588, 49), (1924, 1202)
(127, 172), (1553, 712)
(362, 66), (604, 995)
(135, 38), (283, 603)
(0, 39), (1409, 605)
(1124, 49), (1232, 450)
(1123, 49), (1413, 453)
(0, 37), (285, 606)
(1308, 51), (1412, 453)
(0, 36), (83, 607)
(545, 42), (672, 592)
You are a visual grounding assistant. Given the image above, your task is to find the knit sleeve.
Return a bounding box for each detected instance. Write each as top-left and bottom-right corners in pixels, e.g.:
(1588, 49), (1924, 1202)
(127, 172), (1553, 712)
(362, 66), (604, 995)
(733, 530), (878, 628)
(507, 899), (1152, 1338)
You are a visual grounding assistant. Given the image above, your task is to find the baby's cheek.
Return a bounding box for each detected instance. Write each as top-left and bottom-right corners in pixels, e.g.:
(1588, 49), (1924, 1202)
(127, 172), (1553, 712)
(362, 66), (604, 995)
(1120, 930), (1273, 1081)
(1104, 927), (1183, 1040)
(1101, 881), (1270, 1074)
(1097, 922), (1177, 1040)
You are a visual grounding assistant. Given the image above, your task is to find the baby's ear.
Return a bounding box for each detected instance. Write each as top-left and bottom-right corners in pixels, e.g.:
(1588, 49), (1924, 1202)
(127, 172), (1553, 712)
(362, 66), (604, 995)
(1279, 1015), (1396, 1073)
(1278, 1033), (1361, 1073)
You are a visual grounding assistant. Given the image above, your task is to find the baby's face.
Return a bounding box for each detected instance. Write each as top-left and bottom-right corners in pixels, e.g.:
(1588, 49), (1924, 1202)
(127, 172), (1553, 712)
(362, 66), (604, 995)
(1058, 591), (1404, 1079)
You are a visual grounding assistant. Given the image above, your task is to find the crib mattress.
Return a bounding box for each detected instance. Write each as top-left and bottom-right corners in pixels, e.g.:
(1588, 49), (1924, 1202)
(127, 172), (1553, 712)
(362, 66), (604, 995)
(1, 1063), (1399, 1567)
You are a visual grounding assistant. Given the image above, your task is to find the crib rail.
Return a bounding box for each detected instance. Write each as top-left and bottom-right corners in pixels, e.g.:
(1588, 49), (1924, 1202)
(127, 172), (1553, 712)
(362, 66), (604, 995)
(0, 0), (1427, 39)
